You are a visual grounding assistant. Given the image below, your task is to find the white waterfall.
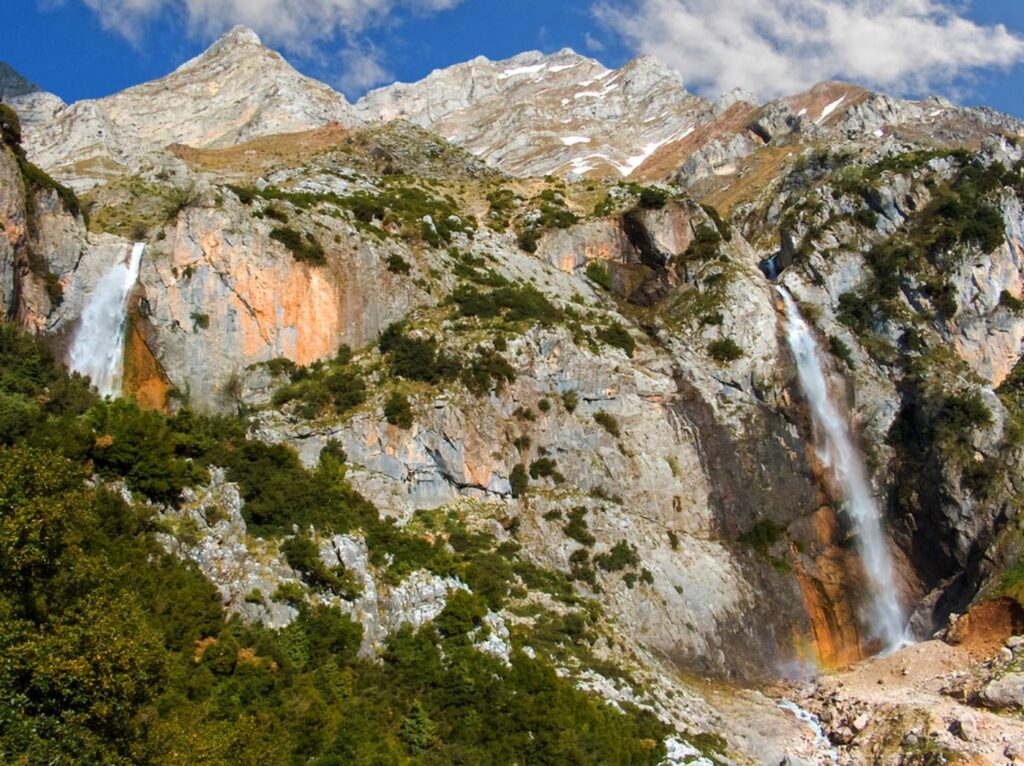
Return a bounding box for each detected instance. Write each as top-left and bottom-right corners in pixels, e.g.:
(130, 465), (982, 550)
(778, 287), (907, 650)
(69, 242), (145, 398)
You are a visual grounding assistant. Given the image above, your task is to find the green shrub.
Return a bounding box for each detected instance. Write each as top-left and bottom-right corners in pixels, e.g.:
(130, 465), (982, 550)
(563, 507), (595, 547)
(638, 186), (669, 210)
(462, 347), (515, 395)
(16, 155), (85, 223)
(269, 226), (326, 265)
(853, 207), (879, 229)
(510, 463), (529, 498)
(701, 204), (733, 241)
(562, 389), (579, 412)
(932, 390), (992, 456)
(683, 224), (723, 261)
(828, 336), (855, 369)
(585, 261), (614, 291)
(282, 534), (362, 599)
(451, 283), (562, 325)
(738, 519), (782, 555)
(0, 103), (22, 147)
(597, 322), (636, 357)
(384, 391), (414, 429)
(595, 540), (640, 572)
(708, 338), (743, 363)
(387, 253), (411, 274)
(378, 322), (459, 384)
(529, 457), (561, 482)
(593, 411), (621, 438)
(1000, 290), (1024, 314)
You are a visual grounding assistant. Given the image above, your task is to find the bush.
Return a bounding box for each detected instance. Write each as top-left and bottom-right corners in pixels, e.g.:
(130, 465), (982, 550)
(853, 207), (879, 229)
(933, 390), (992, 455)
(562, 389), (579, 412)
(683, 224), (722, 261)
(384, 391), (414, 429)
(738, 519), (782, 555)
(510, 463), (529, 498)
(387, 253), (411, 274)
(462, 347), (515, 395)
(585, 261), (614, 291)
(378, 322), (459, 384)
(701, 204), (733, 241)
(593, 411), (621, 438)
(563, 507), (595, 547)
(451, 283), (562, 325)
(638, 186), (669, 210)
(529, 457), (561, 482)
(595, 540), (639, 572)
(597, 322), (635, 357)
(1000, 290), (1024, 314)
(282, 534), (362, 599)
(828, 336), (855, 369)
(0, 103), (22, 147)
(708, 338), (743, 363)
(269, 226), (326, 265)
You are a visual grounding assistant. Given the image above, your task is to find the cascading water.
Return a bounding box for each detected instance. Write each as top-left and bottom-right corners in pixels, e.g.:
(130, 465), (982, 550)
(69, 242), (145, 398)
(778, 287), (907, 650)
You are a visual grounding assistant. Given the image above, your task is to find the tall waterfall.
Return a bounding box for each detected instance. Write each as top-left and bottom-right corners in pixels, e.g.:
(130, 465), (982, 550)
(69, 242), (145, 398)
(778, 287), (906, 650)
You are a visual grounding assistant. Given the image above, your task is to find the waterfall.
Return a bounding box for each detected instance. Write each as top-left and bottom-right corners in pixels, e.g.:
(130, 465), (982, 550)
(69, 242), (145, 398)
(778, 287), (907, 650)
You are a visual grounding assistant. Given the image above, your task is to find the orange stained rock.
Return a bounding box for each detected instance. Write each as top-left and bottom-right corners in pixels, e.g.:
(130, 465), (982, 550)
(188, 226), (346, 366)
(123, 321), (170, 412)
(794, 567), (865, 669)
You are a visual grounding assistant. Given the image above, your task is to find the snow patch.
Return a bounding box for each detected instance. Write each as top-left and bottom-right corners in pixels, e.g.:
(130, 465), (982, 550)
(561, 136), (592, 146)
(574, 84), (619, 100)
(498, 64), (547, 80)
(797, 107), (808, 117)
(816, 95), (846, 123)
(619, 125), (695, 176)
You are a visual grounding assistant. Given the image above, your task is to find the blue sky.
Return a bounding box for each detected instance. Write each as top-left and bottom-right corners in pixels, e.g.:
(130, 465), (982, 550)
(2, 0), (1023, 118)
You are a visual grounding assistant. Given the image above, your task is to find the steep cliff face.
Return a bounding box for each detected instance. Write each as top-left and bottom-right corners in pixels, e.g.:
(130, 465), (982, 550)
(128, 196), (425, 409)
(5, 32), (1024, 764)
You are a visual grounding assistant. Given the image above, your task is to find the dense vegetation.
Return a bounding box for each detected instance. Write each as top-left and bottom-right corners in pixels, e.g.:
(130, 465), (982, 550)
(0, 324), (669, 765)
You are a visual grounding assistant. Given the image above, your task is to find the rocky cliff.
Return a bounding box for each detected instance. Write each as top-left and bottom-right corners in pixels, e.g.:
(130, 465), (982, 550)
(2, 30), (1024, 764)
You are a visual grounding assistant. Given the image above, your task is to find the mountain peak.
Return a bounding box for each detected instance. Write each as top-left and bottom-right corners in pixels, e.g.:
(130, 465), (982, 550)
(217, 25), (263, 48)
(176, 25), (267, 73)
(0, 62), (42, 100)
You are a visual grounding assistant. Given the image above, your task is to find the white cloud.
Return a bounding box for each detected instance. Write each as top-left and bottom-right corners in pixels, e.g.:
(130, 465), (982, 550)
(336, 46), (392, 95)
(583, 32), (606, 53)
(75, 0), (463, 52)
(593, 0), (1024, 100)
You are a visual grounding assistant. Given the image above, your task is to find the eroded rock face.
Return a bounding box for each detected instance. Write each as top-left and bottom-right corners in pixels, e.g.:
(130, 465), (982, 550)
(129, 197), (424, 409)
(947, 194), (1024, 387)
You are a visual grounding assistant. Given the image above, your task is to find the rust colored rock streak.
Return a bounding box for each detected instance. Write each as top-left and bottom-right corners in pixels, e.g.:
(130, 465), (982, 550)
(792, 508), (866, 669)
(123, 317), (170, 412)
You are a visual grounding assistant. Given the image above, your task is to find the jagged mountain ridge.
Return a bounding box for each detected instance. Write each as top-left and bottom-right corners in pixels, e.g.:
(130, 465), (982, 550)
(5, 25), (1022, 194)
(357, 48), (714, 178)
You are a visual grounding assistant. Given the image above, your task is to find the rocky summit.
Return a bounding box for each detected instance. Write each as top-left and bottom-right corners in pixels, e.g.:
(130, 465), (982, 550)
(2, 24), (1024, 766)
